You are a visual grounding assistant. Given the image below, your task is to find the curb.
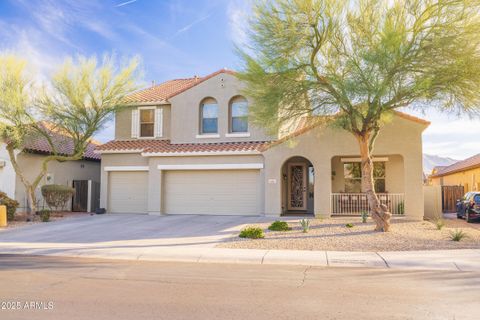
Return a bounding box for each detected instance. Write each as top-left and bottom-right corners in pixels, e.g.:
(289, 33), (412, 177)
(0, 245), (479, 271)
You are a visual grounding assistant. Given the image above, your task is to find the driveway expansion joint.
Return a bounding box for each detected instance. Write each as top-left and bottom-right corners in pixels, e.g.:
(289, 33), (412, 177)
(297, 265), (312, 288)
(453, 262), (462, 271)
(376, 252), (390, 268)
(260, 250), (269, 264)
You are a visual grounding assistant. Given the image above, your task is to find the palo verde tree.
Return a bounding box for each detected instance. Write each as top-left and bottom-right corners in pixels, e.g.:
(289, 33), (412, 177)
(0, 54), (140, 220)
(238, 0), (480, 231)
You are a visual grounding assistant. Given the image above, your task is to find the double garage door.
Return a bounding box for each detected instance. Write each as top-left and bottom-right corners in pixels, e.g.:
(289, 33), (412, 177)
(109, 170), (260, 215)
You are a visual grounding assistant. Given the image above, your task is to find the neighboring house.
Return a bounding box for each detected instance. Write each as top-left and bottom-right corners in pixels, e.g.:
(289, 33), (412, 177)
(96, 69), (429, 219)
(430, 154), (480, 192)
(1, 125), (101, 212)
(0, 143), (17, 199)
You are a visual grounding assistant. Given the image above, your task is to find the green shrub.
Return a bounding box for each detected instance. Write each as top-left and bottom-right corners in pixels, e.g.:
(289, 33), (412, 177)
(345, 223), (354, 228)
(268, 220), (291, 231)
(0, 191), (19, 221)
(435, 219), (445, 230)
(39, 209), (51, 222)
(239, 227), (264, 239)
(41, 184), (75, 211)
(361, 211), (368, 223)
(450, 229), (467, 242)
(300, 219), (310, 233)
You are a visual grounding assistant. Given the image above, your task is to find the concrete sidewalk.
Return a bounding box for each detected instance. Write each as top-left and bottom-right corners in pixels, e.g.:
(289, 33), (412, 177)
(0, 241), (478, 271)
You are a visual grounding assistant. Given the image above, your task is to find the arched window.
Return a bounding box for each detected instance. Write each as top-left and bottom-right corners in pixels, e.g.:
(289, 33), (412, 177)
(229, 96), (248, 133)
(200, 98), (218, 134)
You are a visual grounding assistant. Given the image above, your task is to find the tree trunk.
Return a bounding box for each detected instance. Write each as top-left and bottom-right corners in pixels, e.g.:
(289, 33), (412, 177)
(26, 186), (37, 222)
(356, 133), (392, 232)
(6, 145), (37, 221)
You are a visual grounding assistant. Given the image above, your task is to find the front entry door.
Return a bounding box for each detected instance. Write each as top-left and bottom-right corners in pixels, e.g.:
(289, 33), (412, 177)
(287, 163), (307, 210)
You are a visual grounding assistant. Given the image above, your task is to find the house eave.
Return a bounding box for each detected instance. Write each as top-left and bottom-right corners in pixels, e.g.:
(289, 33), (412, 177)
(141, 150), (262, 157)
(94, 149), (144, 154)
(431, 164), (480, 178)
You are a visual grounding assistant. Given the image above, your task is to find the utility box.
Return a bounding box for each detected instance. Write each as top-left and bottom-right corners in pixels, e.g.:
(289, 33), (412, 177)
(0, 205), (7, 227)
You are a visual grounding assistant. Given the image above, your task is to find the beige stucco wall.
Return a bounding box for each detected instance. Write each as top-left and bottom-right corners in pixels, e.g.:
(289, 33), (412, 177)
(430, 167), (480, 192)
(115, 73), (271, 144)
(115, 104), (171, 140)
(423, 185), (442, 220)
(263, 114), (427, 219)
(169, 73), (272, 144)
(14, 152), (100, 211)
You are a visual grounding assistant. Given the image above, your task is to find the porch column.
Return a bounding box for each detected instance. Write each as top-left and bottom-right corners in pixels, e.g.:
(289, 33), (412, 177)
(147, 161), (162, 215)
(263, 157), (282, 216)
(403, 152), (424, 220)
(99, 166), (108, 210)
(314, 158), (332, 218)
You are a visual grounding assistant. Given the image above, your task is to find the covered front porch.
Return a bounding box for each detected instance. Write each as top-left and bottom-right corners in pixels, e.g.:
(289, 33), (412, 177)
(330, 155), (405, 215)
(278, 154), (406, 216)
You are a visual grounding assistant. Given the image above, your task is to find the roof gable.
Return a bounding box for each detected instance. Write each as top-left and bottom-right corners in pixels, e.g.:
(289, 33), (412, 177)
(125, 69), (236, 104)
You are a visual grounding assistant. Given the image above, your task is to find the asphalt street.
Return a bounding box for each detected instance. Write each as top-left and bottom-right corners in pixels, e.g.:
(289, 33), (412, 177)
(0, 254), (478, 320)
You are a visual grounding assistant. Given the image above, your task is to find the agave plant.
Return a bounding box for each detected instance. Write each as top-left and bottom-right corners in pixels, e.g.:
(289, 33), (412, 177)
(450, 229), (468, 242)
(361, 211), (368, 223)
(300, 219), (310, 233)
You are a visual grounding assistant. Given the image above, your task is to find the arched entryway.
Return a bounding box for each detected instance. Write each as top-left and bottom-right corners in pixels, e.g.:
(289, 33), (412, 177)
(281, 156), (314, 215)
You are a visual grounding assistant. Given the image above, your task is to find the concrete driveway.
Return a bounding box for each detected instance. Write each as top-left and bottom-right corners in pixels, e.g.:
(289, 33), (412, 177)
(0, 214), (277, 247)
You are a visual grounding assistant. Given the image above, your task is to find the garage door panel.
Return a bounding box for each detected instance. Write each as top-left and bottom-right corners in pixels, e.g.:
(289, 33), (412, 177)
(164, 170), (259, 215)
(109, 171), (148, 213)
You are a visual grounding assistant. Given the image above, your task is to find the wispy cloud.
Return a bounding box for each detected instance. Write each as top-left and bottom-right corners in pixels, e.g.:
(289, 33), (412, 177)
(170, 13), (212, 39)
(115, 0), (138, 8)
(227, 0), (251, 45)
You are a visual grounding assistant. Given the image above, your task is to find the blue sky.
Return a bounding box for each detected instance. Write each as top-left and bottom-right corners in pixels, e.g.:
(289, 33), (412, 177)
(0, 0), (478, 159)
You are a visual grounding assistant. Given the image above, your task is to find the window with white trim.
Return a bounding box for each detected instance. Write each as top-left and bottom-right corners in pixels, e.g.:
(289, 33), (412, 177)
(200, 98), (218, 134)
(139, 108), (155, 138)
(229, 96), (248, 133)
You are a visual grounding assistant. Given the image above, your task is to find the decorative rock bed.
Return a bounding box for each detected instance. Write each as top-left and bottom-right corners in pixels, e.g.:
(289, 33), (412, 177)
(217, 217), (480, 251)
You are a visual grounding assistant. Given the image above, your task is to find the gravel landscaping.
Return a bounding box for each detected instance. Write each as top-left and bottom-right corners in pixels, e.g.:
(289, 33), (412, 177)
(0, 212), (91, 231)
(217, 217), (480, 251)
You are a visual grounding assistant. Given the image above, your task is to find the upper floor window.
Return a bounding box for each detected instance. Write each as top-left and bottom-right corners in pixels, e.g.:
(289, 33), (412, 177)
(229, 96), (248, 133)
(200, 98), (218, 134)
(140, 108), (155, 137)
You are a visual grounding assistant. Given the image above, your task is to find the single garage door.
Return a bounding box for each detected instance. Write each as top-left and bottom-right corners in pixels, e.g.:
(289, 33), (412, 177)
(164, 170), (260, 215)
(108, 171), (148, 213)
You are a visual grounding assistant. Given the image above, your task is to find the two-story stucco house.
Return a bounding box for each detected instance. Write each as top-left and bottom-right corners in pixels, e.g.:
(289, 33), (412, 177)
(96, 69), (429, 219)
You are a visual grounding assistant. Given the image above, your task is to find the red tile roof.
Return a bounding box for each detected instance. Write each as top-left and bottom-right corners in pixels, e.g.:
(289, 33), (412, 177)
(125, 69), (236, 104)
(95, 139), (269, 154)
(431, 153), (480, 177)
(24, 124), (100, 161)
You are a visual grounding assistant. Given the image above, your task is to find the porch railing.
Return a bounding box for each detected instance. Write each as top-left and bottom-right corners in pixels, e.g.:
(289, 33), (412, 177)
(331, 193), (405, 215)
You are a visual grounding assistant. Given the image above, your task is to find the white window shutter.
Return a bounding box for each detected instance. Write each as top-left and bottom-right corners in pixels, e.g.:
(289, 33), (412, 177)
(155, 108), (163, 138)
(131, 109), (139, 138)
